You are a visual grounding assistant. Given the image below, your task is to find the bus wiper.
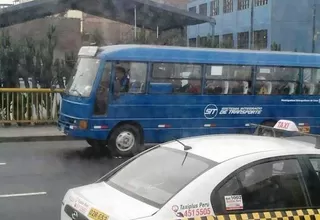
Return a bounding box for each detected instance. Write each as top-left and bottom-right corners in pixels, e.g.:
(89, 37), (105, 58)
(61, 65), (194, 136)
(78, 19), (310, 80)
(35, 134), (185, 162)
(173, 139), (192, 166)
(71, 89), (83, 97)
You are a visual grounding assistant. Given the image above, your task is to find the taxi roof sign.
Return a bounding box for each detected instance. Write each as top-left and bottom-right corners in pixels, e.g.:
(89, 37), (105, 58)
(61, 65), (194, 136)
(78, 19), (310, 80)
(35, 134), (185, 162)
(249, 119), (320, 149)
(273, 120), (300, 132)
(78, 46), (99, 57)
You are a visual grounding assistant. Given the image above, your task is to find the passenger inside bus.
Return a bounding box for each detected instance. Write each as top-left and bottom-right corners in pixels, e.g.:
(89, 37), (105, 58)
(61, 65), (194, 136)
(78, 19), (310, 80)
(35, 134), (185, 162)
(179, 73), (201, 94)
(205, 81), (224, 94)
(115, 65), (130, 93)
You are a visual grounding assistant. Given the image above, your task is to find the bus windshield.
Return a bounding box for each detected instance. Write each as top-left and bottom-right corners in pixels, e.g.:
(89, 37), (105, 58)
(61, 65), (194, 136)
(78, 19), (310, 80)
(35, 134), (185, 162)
(65, 57), (101, 97)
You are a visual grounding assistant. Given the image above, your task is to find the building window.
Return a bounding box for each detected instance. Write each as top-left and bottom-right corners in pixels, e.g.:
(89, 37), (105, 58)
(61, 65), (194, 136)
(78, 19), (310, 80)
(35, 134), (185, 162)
(222, 34), (234, 48)
(237, 32), (249, 49)
(254, 0), (268, 6)
(210, 0), (219, 16)
(254, 29), (268, 49)
(199, 3), (208, 15)
(189, 6), (196, 13)
(214, 35), (220, 47)
(223, 0), (233, 13)
(189, 38), (196, 47)
(238, 0), (249, 10)
(200, 36), (208, 47)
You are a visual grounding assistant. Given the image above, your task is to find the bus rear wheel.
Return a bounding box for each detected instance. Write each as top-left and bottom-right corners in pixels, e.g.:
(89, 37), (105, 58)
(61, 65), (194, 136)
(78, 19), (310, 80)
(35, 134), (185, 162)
(108, 124), (141, 157)
(258, 120), (277, 136)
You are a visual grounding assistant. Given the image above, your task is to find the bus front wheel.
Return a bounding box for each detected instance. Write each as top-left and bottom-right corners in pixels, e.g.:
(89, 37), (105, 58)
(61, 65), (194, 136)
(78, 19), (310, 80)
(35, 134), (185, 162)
(108, 124), (141, 157)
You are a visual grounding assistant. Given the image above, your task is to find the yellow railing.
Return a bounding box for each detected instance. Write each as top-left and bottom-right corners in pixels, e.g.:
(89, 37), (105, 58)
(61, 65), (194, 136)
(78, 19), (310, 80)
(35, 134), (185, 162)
(0, 88), (64, 125)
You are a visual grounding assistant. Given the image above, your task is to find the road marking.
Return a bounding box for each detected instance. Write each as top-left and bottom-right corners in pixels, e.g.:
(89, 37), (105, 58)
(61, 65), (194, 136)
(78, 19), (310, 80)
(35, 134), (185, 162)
(0, 192), (47, 198)
(0, 163), (6, 166)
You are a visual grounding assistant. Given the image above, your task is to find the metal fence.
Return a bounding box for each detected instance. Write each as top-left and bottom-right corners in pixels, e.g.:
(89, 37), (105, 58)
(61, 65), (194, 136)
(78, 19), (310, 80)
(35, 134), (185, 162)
(0, 88), (64, 125)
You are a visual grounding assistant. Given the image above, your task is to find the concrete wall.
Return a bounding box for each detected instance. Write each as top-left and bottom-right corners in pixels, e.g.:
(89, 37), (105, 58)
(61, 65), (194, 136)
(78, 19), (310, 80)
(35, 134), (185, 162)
(270, 0), (315, 52)
(1, 17), (82, 59)
(82, 0), (189, 44)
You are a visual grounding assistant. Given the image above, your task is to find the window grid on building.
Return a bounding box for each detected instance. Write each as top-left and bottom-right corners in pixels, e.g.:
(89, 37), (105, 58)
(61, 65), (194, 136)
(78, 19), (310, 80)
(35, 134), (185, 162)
(222, 34), (234, 48)
(254, 29), (268, 49)
(238, 0), (249, 10)
(214, 35), (220, 46)
(223, 0), (233, 13)
(189, 6), (196, 13)
(199, 3), (208, 15)
(254, 0), (268, 6)
(237, 32), (249, 49)
(210, 0), (219, 16)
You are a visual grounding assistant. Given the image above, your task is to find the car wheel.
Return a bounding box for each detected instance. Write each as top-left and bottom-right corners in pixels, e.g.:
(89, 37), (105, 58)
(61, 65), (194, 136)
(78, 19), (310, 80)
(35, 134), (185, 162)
(108, 124), (141, 157)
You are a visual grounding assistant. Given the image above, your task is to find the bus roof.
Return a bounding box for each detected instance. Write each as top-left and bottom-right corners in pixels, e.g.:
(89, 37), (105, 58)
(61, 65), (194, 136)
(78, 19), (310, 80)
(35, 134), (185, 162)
(96, 44), (320, 68)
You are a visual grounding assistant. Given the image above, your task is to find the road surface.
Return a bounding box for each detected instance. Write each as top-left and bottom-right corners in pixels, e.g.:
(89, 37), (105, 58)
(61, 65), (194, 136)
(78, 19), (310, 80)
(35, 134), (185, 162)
(0, 140), (128, 220)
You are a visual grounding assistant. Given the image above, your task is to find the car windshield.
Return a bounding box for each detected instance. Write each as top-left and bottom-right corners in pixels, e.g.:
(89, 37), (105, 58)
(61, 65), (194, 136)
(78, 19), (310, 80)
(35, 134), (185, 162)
(104, 147), (216, 208)
(65, 57), (101, 97)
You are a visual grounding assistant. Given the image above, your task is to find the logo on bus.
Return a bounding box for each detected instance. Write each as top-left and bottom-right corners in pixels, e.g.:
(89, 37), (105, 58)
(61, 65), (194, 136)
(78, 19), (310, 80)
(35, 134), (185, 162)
(204, 104), (218, 119)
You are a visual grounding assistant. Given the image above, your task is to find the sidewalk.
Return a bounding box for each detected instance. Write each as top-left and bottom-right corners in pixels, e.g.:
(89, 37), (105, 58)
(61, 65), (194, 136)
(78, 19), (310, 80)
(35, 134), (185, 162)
(0, 126), (75, 143)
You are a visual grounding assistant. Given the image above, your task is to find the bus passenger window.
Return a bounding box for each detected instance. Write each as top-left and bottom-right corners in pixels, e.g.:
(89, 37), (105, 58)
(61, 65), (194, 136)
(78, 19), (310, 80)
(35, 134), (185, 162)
(150, 63), (201, 94)
(114, 62), (147, 94)
(303, 68), (320, 95)
(255, 66), (299, 95)
(94, 62), (111, 115)
(205, 65), (252, 95)
(179, 73), (201, 94)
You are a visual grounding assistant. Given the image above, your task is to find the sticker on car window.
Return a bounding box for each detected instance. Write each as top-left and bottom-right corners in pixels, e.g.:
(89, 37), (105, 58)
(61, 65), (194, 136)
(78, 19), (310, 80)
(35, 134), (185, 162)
(171, 202), (212, 217)
(224, 195), (243, 211)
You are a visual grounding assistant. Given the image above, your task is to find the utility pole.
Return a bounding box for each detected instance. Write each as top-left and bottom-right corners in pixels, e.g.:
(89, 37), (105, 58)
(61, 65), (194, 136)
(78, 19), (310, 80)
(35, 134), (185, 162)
(312, 0), (316, 53)
(249, 0), (254, 49)
(134, 5), (137, 40)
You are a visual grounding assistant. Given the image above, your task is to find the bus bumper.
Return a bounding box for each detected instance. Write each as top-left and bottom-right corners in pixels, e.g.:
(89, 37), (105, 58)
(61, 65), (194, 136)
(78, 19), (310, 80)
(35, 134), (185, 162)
(58, 118), (109, 141)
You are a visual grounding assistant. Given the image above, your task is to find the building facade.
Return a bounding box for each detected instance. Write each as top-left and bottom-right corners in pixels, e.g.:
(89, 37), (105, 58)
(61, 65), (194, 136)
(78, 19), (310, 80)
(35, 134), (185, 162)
(187, 0), (320, 52)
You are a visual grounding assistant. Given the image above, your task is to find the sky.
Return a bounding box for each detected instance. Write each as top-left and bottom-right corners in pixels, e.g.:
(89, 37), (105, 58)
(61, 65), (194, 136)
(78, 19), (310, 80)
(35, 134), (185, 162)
(0, 0), (14, 4)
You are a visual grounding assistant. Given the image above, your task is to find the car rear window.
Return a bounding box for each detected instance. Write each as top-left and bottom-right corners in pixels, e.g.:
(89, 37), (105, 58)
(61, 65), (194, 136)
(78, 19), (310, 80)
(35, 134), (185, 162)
(105, 147), (217, 208)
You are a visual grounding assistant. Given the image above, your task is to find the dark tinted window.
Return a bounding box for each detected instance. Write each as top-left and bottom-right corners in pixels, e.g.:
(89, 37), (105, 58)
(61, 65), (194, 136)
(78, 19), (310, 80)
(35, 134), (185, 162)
(213, 159), (308, 214)
(106, 147), (215, 207)
(305, 157), (320, 206)
(199, 3), (208, 15)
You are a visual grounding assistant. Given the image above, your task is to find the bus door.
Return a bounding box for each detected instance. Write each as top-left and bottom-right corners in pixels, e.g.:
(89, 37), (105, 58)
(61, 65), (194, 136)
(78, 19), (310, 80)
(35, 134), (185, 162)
(93, 62), (112, 115)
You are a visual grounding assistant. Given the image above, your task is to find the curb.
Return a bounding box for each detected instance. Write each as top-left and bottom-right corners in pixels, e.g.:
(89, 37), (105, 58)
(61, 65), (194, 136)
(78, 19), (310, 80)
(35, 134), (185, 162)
(0, 135), (76, 143)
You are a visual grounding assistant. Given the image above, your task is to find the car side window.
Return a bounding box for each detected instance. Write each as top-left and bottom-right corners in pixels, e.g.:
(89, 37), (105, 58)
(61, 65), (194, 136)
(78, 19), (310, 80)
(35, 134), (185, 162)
(309, 158), (320, 177)
(305, 157), (320, 206)
(212, 159), (309, 214)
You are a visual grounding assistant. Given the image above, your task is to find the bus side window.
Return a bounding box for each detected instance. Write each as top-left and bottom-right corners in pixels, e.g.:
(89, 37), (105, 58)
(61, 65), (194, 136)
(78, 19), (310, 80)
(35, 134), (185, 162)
(255, 67), (299, 95)
(150, 63), (202, 95)
(114, 62), (147, 94)
(204, 65), (252, 95)
(303, 68), (320, 95)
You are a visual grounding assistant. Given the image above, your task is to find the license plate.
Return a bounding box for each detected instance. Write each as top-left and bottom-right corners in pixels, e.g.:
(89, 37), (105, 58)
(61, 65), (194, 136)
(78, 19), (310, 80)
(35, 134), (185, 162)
(88, 208), (109, 220)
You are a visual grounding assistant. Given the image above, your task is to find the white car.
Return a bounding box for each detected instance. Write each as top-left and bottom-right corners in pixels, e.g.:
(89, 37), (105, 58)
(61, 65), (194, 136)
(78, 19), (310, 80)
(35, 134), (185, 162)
(61, 120), (320, 220)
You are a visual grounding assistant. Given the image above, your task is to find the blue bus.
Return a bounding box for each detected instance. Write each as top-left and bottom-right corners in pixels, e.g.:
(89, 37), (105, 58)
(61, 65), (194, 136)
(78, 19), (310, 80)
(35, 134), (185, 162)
(58, 44), (320, 156)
